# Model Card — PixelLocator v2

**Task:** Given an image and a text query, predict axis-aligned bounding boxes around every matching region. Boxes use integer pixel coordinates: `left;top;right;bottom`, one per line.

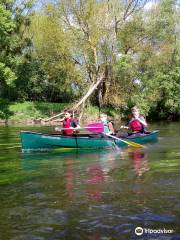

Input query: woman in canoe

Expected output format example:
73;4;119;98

121;106;147;135
99;113;115;135
54;110;80;136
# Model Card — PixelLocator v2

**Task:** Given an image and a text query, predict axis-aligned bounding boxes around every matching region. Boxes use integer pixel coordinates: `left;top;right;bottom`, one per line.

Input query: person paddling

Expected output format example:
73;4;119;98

99;113;115;135
120;106;147;136
129;106;147;134
54;110;80;136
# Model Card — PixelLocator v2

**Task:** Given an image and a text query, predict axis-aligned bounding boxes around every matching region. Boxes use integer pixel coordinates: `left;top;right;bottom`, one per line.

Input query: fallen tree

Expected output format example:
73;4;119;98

44;67;108;122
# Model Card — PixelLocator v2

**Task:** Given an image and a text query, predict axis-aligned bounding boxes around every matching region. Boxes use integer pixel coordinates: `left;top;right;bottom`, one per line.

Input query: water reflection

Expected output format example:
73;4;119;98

120;147;150;178
85;163;105;201
22;149;120;203
66;159;75;199
21;147;151;205
130;149;149;177
1;122;180;240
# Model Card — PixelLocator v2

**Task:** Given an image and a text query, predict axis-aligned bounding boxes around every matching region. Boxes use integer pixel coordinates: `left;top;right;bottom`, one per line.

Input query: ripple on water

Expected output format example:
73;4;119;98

128;211;177;223
0;124;180;240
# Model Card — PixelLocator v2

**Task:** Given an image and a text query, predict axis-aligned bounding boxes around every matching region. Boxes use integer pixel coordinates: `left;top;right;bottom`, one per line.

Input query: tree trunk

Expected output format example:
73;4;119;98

44;68;108;122
72;73;104;111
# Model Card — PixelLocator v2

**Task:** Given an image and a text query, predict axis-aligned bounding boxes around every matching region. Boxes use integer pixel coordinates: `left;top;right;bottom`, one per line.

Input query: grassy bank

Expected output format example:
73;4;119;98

0;102;68;124
0;101;122;125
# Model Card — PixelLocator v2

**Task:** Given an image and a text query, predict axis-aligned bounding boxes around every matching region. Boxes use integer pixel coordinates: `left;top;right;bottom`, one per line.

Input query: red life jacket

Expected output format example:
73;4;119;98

63;118;74;136
130;119;143;132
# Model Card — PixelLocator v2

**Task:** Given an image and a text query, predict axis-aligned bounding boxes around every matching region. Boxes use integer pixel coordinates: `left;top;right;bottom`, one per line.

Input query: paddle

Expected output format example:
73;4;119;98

104;133;144;148
81;122;144;148
55;121;144;147
55;122;104;133
83;122;104;133
84;122;104;133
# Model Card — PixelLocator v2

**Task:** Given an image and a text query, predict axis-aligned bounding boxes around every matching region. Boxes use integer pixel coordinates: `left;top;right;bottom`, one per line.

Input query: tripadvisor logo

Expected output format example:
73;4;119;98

135;227;143;236
135;227;174;236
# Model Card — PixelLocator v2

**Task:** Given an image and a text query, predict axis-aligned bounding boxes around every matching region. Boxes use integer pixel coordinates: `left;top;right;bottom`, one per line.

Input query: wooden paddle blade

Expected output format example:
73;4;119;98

85;122;104;133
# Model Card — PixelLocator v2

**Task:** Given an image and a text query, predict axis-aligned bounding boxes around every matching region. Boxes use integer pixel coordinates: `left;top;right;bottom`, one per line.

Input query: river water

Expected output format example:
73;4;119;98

0;122;179;240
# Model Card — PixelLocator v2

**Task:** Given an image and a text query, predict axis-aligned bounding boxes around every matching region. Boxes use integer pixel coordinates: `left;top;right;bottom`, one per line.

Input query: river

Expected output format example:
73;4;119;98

0;122;179;240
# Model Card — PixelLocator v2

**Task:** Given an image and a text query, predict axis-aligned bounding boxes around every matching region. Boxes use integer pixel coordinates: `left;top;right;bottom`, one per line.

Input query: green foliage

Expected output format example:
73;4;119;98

0;0;179;121
0;98;13;120
0;3;17;96
0;0;35;117
115;0;180;119
30;9;83;101
9;101;68;121
0;63;16;87
152;55;180;119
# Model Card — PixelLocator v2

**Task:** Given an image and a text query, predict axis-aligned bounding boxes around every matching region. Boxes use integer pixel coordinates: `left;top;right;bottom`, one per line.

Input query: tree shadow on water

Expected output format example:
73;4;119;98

0;99;13;125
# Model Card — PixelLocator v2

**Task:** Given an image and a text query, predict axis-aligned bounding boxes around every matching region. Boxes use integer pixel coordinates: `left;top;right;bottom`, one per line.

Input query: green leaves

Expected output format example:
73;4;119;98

0;4;15;37
0;0;179;121
0;3;17;95
0;62;16;86
0;98;13;120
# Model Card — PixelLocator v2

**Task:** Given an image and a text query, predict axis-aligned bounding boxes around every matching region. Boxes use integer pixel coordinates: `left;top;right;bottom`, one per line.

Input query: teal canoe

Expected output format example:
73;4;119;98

20;130;159;152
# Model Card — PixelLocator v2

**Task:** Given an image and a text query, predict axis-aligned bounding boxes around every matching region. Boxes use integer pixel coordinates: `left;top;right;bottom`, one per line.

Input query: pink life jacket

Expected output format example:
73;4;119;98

63;118;74;136
130;119;143;132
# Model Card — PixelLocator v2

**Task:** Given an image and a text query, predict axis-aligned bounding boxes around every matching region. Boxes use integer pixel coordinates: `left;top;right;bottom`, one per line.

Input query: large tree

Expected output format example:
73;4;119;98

31;0;148;118
1;0;179;121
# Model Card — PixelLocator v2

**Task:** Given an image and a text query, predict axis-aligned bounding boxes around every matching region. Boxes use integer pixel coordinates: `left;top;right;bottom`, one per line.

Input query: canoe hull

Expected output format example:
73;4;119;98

20;131;159;152
126;131;159;144
20;131;121;152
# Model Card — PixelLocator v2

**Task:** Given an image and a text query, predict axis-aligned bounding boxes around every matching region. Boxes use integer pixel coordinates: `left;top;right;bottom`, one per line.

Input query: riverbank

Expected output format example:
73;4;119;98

1;101;179;125
0;101;121;125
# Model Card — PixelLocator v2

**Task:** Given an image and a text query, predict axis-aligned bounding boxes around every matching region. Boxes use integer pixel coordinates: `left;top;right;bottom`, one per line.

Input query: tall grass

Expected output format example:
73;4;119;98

9;102;69;122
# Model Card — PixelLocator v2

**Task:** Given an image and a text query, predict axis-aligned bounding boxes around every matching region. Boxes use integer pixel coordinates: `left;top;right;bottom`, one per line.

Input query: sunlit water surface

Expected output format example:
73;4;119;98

0;122;180;240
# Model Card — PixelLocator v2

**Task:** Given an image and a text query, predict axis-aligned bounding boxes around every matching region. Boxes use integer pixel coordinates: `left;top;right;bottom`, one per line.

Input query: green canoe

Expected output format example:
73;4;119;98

20;130;159;152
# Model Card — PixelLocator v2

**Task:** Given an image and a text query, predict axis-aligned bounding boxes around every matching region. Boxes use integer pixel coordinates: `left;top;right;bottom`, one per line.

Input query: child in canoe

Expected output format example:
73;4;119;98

99;113;115;135
121;106;147;135
54;110;80;136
